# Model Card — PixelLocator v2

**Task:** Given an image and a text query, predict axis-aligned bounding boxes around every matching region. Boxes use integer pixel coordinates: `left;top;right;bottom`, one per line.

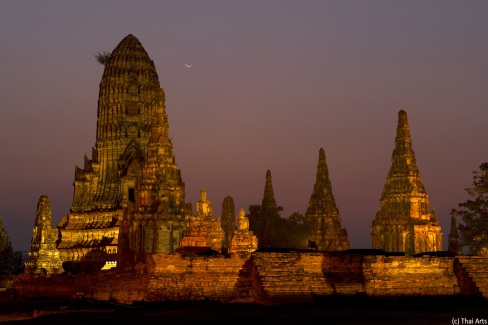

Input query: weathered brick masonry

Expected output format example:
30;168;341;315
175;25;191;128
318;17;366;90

252;252;461;305
14;252;488;305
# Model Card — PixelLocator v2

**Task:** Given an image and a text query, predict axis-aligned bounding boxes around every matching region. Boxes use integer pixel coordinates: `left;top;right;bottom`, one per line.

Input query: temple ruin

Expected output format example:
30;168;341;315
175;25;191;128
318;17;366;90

448;216;462;255
25;196;64;276
57;34;188;268
221;196;236;250
305;148;349;251
19;34;488;306
371;110;442;255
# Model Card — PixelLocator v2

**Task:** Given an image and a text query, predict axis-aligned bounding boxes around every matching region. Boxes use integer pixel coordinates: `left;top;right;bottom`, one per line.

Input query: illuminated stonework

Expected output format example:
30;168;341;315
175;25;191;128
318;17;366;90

25;196;64;276
195;189;213;217
57;34;187;267
305;148;349;251
101;261;117;270
371;110;442;255
179;190;226;252
228;209;258;254
118;100;188;265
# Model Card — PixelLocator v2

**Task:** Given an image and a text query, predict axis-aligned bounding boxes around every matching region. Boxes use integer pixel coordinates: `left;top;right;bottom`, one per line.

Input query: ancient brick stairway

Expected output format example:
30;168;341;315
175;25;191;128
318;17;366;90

252;252;314;305
250;252;368;304
233;258;255;302
456;257;488;298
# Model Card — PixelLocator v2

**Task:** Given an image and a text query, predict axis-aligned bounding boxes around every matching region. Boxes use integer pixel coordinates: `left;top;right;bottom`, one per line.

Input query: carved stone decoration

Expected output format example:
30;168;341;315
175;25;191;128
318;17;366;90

56;35;187;268
229;209;258;254
179;190;225;253
237;209;249;231
195;189;213;217
25;196;64;276
371;110;442;255
119;94;187;264
305;148;349;251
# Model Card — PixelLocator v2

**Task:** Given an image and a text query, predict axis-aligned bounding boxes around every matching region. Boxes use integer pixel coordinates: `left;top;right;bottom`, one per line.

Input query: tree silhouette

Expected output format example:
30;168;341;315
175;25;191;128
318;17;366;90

451;163;488;255
95;51;111;65
0;216;24;275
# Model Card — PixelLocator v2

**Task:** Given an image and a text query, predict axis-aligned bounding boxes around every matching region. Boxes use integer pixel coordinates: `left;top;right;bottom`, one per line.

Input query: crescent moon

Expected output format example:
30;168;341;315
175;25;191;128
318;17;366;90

185;63;192;68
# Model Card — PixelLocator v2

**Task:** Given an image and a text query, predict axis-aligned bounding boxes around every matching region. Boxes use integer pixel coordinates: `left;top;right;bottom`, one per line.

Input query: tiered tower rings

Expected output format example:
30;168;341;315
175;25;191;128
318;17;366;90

371;110;442;255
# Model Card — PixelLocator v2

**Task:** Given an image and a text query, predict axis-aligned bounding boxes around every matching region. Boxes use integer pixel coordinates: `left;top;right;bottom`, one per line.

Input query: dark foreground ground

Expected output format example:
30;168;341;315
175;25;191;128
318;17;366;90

1;296;487;324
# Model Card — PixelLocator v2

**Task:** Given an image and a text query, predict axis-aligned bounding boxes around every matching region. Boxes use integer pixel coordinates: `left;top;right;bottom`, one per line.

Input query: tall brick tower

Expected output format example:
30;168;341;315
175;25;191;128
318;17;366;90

221;196;236;249
57;35;186;268
305;148;349;251
261;170;278;212
253;170;282;248
118;96;187;265
371;110;442;255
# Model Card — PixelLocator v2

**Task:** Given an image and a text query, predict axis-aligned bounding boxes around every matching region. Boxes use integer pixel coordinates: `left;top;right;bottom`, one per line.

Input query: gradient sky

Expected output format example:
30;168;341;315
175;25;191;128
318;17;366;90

1;1;487;252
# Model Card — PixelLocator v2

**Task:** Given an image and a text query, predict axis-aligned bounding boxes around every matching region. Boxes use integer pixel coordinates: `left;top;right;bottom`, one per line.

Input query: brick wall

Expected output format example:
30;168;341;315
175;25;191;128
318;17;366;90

143;253;250;302
13;252;467;305
363;255;460;296
252;252;460;304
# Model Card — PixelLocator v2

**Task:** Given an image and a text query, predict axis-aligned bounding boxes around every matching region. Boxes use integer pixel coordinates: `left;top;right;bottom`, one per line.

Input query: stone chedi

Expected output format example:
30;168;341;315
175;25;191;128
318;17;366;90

305;148;349;251
57;34;187;266
25;196;64;276
448;216;462;255
262;170;278;212
228;209;258;254
257;170;281;248
221;196;236;249
371;110;442;255
179;189;226;252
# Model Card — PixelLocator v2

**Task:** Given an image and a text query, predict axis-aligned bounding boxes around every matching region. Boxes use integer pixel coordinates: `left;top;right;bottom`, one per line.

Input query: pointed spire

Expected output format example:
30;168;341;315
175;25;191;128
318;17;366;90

316;148;327;182
388;110;416;175
382;109;426;200
256;170;282;248
147;89;171;158
395;110;412;150
26;195;64;276
372;110;442;255
305;148;349;251
448;216;463;255
36;195;52;225
261;170;277;211
311;147;338;214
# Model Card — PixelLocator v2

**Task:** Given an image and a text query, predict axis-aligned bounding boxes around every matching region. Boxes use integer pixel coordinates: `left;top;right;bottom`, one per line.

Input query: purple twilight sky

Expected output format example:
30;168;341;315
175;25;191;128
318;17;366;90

0;1;487;252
